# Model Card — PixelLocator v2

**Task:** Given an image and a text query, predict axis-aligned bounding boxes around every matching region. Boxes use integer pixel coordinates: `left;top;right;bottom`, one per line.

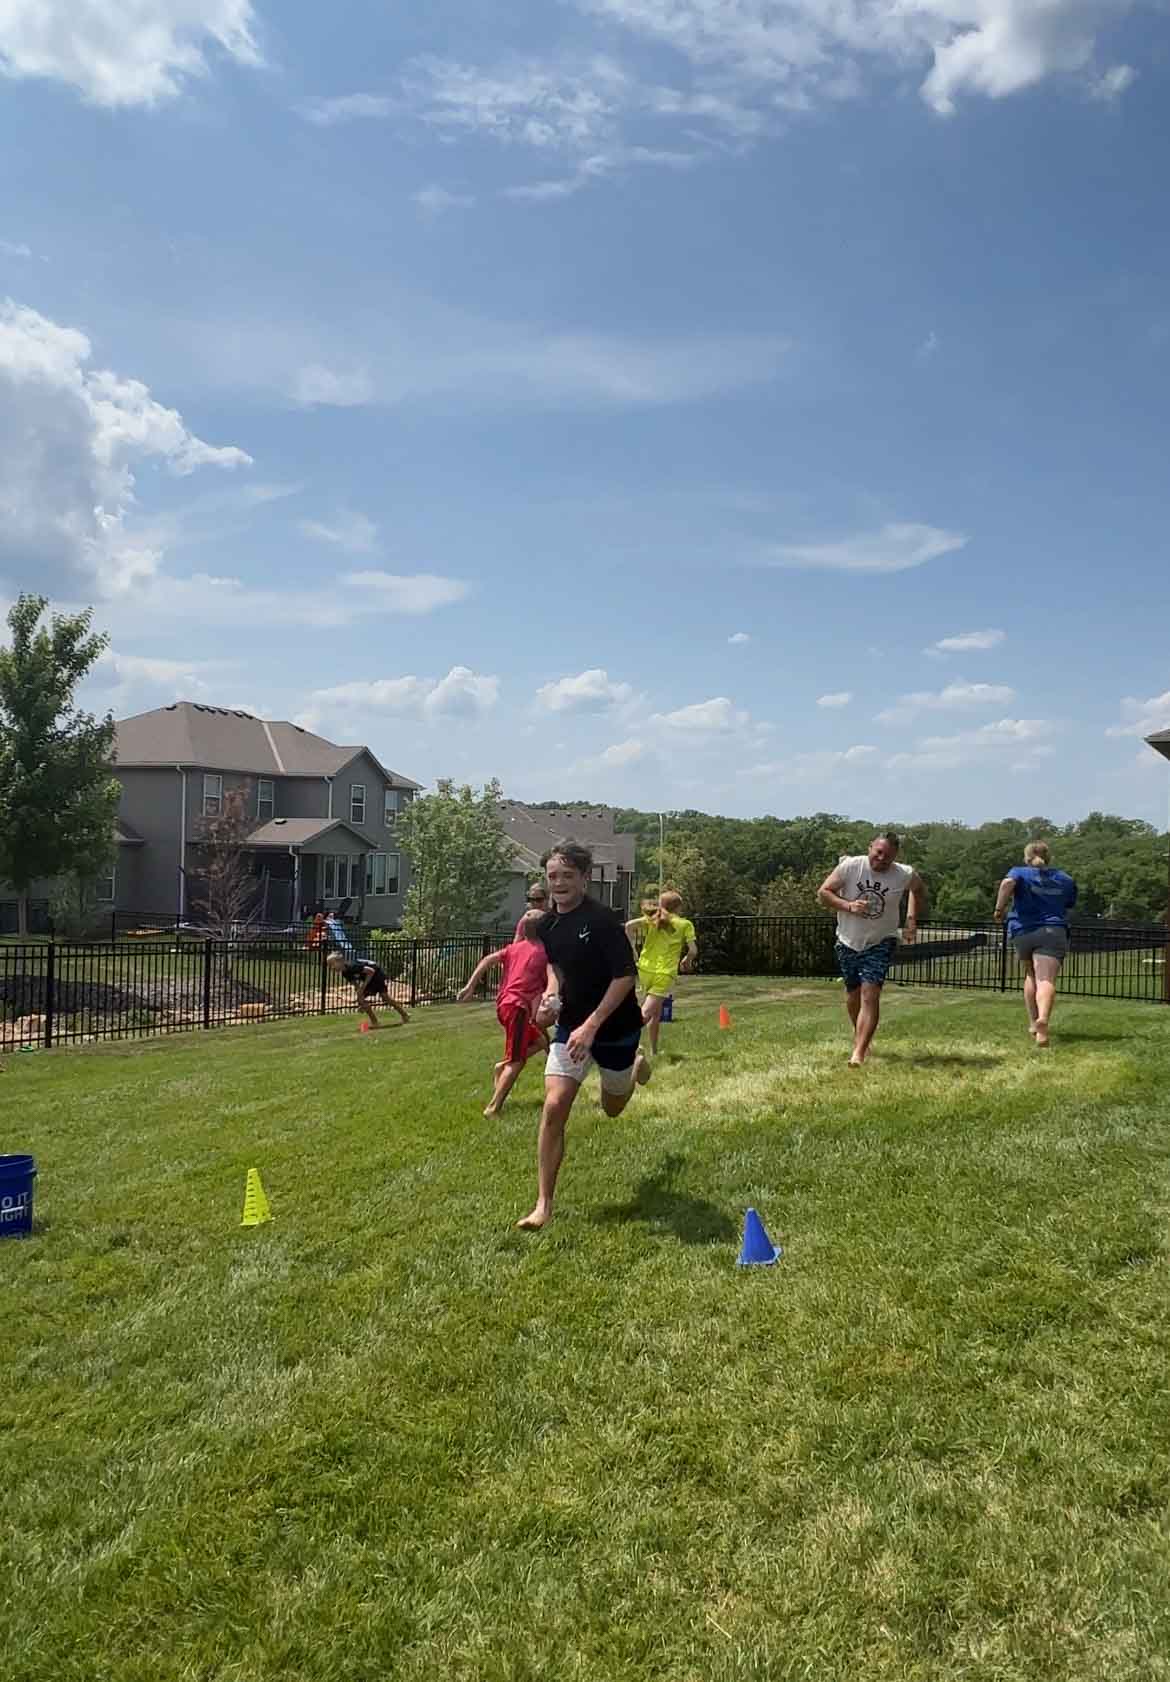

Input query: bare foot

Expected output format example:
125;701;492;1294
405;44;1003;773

848;1055;865;1069
397;1010;410;1025
517;1204;551;1230
1034;1022;1050;1047
1028;1022;1039;1037
483;1103;502;1119
634;1050;652;1086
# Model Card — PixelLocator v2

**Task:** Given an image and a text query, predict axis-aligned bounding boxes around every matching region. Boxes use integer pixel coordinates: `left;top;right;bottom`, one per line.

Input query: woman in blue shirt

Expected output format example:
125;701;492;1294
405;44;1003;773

993;840;1078;1047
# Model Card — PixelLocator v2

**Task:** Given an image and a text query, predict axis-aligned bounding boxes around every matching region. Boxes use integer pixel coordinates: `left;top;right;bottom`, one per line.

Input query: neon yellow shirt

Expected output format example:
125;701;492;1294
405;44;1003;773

635;915;697;991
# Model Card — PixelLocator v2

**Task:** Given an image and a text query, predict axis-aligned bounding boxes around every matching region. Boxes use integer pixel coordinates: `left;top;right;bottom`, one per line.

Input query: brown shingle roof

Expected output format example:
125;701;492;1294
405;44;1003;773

113;701;420;787
1146;729;1170;761
499;803;635;877
246;818;369;850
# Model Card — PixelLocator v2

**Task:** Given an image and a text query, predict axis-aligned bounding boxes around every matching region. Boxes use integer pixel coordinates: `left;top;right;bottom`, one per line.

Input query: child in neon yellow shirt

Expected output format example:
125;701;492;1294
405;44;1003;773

625;891;698;1058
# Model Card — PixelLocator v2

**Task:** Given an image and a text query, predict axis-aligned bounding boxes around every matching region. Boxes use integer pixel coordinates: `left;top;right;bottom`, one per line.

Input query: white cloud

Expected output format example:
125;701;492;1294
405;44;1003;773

766;522;967;573
298;92;395;126
878;680;1016;723
291;364;375;408
96;570;468;633
916;330;940;362
413;185;476;215
0;240;32;259
586;0;1135;118
651;696;747;733
299;512;379;555
402;54;628;151
817;691;852;708
889;718;1056;772
305;666;499;725
0;298;250;595
1106;691;1170;740
742;744;879;781
1089;63;1136;101
929;628;1006;654
0;0;261;108
728;631;751;645
535;668;634;713
598;738;646;767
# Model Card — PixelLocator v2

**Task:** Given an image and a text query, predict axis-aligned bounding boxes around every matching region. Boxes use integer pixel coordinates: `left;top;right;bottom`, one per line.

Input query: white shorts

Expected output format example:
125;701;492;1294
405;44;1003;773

545;1031;639;1095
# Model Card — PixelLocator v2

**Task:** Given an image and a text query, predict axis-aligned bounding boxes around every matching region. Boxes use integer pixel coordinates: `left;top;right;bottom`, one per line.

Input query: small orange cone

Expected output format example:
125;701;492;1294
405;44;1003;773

719;1004;732;1031
359;1020;371;1034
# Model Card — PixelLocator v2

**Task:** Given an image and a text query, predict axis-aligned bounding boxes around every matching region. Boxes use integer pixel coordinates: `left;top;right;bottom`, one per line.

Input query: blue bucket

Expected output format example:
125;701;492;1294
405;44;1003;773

661;994;674;1023
0;1154;37;1239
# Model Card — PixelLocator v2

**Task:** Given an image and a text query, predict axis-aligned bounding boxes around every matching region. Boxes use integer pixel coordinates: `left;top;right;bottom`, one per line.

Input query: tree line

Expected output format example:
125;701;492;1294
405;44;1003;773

572;807;1167;925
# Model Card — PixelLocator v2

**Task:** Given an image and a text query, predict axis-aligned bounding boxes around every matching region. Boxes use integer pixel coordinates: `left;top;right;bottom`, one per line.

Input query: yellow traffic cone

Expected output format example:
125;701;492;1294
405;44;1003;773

241;1167;273;1227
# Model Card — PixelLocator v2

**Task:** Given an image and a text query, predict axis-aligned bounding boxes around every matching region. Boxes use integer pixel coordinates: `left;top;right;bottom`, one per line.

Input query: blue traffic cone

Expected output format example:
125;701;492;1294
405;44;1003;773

737;1207;781;1266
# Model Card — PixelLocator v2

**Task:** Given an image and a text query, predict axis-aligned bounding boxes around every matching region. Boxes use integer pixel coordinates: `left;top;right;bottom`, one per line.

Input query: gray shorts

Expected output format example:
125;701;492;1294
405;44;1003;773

1013;926;1069;962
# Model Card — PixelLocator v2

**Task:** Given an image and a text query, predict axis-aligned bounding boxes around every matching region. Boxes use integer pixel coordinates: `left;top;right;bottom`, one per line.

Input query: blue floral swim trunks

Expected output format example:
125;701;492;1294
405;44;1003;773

835;936;898;990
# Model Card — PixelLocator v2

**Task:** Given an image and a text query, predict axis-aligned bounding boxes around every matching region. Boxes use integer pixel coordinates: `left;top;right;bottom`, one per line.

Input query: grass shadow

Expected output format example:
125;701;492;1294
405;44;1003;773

884;1051;1005;1070
591;1153;737;1246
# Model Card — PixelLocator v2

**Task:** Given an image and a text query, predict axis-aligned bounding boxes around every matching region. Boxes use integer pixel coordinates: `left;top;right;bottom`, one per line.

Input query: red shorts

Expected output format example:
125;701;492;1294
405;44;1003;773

498;1004;544;1065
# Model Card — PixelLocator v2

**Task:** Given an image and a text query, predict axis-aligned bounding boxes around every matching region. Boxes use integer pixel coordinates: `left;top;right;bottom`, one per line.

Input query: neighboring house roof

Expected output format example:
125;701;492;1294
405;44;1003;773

115;818;144;845
1147;730;1170;761
500;802;636;882
243;818;372;851
113;701;421;788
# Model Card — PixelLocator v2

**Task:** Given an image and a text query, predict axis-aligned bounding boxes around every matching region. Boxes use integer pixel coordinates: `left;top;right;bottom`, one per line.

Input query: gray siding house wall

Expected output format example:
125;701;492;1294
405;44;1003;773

0;703;421;931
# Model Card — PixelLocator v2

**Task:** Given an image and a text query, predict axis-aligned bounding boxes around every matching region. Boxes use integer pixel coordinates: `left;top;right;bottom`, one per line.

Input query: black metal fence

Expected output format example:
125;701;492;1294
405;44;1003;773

693;916;1169;1004
0;917;1165;1052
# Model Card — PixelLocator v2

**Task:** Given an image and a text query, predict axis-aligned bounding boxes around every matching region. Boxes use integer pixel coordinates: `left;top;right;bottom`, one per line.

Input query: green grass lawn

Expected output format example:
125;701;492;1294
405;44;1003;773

5;978;1170;1681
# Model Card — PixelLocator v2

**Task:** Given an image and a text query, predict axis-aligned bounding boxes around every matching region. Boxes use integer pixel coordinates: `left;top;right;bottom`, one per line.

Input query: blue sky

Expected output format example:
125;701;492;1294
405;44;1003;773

1;0;1168;825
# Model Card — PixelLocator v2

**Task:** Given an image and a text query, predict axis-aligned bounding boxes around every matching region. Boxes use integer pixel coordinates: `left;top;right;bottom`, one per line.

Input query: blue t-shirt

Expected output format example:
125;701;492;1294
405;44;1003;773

1006;866;1077;935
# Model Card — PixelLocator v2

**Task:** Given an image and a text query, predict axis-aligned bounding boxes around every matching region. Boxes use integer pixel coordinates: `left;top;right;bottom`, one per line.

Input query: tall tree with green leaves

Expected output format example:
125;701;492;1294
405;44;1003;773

398;778;514;936
0;596;119;935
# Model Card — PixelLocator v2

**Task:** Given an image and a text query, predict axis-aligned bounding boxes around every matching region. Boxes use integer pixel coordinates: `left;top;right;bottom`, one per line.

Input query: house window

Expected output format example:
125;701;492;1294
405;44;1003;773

202;773;223;817
323;855;362;900
350;784;366;826
257;779;274;823
322;856;336;900
364;852;400;897
384;788;399;827
95;867;116;904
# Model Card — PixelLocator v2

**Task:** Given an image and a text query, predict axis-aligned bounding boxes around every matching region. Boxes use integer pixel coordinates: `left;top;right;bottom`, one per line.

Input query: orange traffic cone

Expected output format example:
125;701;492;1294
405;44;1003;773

719;1004;732;1031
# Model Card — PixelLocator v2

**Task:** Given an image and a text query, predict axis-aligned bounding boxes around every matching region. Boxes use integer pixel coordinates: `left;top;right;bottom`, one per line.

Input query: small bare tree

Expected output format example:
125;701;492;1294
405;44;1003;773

192;788;260;939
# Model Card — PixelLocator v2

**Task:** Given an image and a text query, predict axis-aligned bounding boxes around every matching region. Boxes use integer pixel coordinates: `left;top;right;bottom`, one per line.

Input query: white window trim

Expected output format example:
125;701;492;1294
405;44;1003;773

95;866;116;904
350;783;367;826
202;773;223;817
257;778;275;822
384;788;399;828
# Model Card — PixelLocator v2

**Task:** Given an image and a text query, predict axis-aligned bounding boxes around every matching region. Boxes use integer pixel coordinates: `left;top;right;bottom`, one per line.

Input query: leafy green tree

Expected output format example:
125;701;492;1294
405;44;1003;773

398;778;514;936
0;596;119;936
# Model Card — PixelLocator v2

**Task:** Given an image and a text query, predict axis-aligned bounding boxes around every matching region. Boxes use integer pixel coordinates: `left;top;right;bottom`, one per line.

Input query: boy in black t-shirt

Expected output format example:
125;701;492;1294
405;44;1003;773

326;951;410;1029
518;839;651;1231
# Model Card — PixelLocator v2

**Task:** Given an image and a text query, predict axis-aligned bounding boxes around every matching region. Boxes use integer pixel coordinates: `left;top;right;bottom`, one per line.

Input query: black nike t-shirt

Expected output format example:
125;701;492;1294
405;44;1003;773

537;897;641;1041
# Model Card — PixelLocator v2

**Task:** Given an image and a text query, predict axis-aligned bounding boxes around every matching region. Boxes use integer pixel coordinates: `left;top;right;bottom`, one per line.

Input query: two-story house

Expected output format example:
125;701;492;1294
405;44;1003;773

496;803;637;927
98;702;418;928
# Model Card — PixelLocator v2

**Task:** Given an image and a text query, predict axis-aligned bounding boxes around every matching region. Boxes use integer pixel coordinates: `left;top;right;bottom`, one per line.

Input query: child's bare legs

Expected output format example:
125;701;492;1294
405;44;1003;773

360;997;379;1028
518;1077;576;1229
484;1057;528;1117
641;992;665;1056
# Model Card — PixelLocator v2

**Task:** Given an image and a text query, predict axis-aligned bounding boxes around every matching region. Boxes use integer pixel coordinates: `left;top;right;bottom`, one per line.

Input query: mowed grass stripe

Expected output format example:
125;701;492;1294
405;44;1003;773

4;979;1170;1680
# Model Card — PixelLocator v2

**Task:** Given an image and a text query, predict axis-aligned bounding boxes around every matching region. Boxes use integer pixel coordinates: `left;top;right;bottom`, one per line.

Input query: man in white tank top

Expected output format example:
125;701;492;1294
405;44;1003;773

816;832;925;1067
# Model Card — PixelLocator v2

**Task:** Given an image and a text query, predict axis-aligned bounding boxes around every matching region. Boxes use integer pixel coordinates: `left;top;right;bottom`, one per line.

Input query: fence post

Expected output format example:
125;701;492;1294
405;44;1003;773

998;922;1009;992
43;941;55;1049
202;940;213;1029
409;940;420;1008
111;910;117;942
319;950;329;1016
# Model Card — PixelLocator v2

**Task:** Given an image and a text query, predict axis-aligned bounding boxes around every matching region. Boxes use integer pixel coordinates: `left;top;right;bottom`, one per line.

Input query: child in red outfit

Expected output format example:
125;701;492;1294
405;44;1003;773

458;913;555;1117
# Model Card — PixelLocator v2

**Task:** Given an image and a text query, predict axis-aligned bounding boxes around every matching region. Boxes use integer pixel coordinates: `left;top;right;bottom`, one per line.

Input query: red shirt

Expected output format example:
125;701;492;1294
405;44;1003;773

497;940;549;1016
